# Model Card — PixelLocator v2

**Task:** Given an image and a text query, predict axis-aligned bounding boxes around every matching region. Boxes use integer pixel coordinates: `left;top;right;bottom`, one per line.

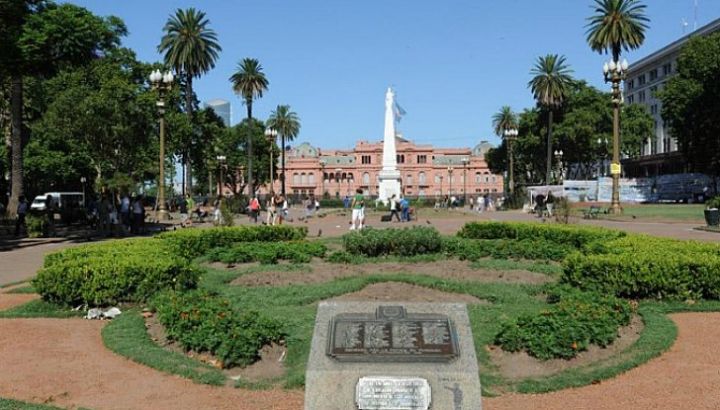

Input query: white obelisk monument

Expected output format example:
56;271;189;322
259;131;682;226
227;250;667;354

378;87;402;204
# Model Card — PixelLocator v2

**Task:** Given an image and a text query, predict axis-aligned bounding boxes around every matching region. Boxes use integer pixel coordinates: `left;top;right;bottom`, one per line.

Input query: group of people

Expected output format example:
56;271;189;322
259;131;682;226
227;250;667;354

89;192;147;235
533;191;556;218
177;194;224;227
261;193;289;226
388;194;412;222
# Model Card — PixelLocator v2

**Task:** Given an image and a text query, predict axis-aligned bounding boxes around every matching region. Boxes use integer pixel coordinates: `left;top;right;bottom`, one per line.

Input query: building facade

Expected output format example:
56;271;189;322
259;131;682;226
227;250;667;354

623;17;720;177
204;99;231;126
256;137;503;199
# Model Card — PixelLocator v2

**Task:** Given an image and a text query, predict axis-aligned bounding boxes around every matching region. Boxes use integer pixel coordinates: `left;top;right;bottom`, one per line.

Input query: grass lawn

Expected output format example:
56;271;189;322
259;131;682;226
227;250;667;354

0;398;63;410
574;204;705;223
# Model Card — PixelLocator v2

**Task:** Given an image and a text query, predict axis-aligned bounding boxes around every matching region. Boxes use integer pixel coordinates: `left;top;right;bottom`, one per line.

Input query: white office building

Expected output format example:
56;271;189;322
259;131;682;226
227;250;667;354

204;99;231;126
623;17;720;176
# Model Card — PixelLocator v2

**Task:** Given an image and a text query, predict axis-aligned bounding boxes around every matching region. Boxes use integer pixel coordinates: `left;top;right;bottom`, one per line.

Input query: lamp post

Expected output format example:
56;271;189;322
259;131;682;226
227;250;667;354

319;159;326;196
603;58;629;214
264;128;278;195
335;168;342;198
80;176;87;207
216;155;226;196
447;166;454;197
461;158;469;204
503;128;518;195
149;69;174;220
554;150;564;184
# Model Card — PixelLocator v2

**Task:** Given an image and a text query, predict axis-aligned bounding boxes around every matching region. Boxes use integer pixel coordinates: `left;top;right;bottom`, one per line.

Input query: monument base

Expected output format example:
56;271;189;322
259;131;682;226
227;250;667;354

378;173;402;205
305;302;482;410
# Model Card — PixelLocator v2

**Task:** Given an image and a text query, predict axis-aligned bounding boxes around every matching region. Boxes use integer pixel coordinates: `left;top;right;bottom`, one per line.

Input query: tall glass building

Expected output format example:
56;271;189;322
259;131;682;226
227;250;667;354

204;99;231;126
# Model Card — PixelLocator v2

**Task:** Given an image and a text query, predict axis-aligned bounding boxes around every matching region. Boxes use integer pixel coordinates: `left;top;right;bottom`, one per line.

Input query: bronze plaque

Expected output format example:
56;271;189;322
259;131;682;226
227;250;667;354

326;306;459;362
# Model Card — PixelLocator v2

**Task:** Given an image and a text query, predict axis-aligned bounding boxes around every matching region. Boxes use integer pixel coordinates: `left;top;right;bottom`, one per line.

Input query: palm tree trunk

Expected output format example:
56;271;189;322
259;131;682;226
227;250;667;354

7;73;23;217
185;75;193;195
281;135;286;196
546;110;554;185
246;101;253;198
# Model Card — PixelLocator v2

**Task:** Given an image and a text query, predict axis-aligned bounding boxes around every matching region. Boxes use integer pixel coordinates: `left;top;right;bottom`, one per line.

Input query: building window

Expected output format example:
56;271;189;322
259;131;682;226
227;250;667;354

347;172;354;182
406;174;413;185
650;104;658;115
418;189;426;197
650;85;657;97
627;94;634;104
663;138;671;153
649;69;658;81
293;173;300;185
651;138;658;155
361;155;372;164
301;173;307;185
362;172;370;185
418;172;426;185
639;90;646;103
308;173;315;184
628;79;635;90
417;155;427;164
435;174;441;184
475;172;482;183
663;63;672;76
638;74;646;86
396;154;405;164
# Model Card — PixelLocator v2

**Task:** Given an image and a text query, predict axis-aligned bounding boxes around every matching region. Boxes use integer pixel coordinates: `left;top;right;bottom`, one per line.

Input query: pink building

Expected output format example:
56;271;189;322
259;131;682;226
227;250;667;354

258;137;504;199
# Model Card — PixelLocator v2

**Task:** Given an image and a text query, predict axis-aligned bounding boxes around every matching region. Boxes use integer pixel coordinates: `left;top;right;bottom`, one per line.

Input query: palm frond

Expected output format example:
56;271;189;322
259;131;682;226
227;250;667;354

586;0;649;61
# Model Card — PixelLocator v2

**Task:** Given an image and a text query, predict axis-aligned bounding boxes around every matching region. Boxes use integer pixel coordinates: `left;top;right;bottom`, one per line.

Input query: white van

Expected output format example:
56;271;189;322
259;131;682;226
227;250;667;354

30;192;85;211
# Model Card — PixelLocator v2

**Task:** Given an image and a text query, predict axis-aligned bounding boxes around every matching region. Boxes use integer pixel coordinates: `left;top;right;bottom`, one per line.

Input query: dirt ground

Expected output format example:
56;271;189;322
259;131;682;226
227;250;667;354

229;259;553;287
489;314;644;380
328;281;487;304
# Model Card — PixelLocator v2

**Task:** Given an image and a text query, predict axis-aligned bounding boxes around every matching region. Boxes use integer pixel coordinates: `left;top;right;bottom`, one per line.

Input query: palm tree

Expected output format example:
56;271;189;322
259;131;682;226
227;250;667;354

586;0;648;63
230;58;269;198
267;105;301;196
528;54;574;184
492;106;518;136
158;7;221;194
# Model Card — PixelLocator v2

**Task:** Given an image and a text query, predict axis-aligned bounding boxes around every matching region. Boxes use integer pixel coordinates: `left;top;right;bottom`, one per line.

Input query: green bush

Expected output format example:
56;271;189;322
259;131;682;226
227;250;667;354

343;227;442;257
206;241;327;265
25;215;46;238
442;236;574;262
34;238;201;306
152;290;285;368
157;225;308;259
457;222;625;249
318;198;345;208
495;286;633;360
326;250;355;264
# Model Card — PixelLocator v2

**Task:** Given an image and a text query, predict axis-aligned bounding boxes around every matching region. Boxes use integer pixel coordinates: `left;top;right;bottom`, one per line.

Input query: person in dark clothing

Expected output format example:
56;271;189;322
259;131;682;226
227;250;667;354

15;195;28;236
389;195;401;222
535;193;546;218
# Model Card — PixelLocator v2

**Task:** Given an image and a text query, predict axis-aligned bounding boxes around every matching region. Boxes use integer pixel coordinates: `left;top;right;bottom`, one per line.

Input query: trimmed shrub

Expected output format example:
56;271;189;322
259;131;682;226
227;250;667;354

495;286;633;360
34;238;200;306
157;225;308;259
326;250;355;264
152;290;285;368
206;241;327;265
457;222;625;249
343;227;442;257
442;236;574;262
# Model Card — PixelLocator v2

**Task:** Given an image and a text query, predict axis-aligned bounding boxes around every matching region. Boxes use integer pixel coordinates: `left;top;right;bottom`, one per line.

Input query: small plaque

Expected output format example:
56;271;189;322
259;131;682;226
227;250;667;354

327;306;459;362
610;162;621;175
356;376;431;410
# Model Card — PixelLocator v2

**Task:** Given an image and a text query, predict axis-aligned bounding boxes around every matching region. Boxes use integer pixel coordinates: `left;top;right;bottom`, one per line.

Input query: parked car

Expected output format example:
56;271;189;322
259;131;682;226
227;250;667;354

30;192;85;211
647;173;716;204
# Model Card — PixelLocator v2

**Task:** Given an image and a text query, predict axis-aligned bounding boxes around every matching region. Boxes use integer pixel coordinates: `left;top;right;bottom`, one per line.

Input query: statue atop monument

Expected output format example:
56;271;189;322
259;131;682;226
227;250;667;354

378;87;402;204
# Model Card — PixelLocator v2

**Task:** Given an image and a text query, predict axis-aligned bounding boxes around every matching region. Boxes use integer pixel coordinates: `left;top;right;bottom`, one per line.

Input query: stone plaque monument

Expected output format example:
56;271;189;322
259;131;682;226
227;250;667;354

305;302;482;410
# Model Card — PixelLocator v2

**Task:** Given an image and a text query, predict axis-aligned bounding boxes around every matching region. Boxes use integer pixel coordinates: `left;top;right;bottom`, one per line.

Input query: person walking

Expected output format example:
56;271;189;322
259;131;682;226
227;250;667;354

276;194;286;225
178;195;189;227
120;194;131;232
389;194;401;222
350;188;365;230
131;195;144;234
14;195;28;237
249;195;260;223
546;191;555;217
266;195;276;225
400;196;410;222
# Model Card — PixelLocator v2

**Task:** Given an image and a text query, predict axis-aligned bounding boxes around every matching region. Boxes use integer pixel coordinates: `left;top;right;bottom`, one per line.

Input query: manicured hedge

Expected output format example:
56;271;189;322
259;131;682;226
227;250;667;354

34;239;200;306
206;241;327;265
442;237;574;262
495;286;633;360
343;227;443;257
152;290;285;368
458;222;625;249
157;225;308;259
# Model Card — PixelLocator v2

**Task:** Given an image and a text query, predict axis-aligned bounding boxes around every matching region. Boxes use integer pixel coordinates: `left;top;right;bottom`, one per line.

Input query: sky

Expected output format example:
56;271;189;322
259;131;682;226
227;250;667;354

66;0;720;150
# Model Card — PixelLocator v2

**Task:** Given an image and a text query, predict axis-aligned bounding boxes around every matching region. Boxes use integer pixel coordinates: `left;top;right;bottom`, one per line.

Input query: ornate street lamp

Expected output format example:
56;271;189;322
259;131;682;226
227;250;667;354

554;150;564;184
80;176;87;207
264;128;278;194
447;166;454;197
503;128;518;195
461;158;469;204
603;58;629;214
149;69;174;220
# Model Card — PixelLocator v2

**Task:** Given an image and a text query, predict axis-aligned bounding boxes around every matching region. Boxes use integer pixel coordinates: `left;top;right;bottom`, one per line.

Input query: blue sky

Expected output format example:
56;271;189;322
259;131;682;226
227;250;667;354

67;0;720;150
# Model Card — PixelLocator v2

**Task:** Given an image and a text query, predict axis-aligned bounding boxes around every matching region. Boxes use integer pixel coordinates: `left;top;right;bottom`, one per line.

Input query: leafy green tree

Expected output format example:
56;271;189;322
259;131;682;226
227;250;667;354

620;104;653;157
158;7;221;194
659;32;720;175
586;0;649;63
529;54;574;184
491;106;517;136
230;58;269;197
267;104;300;196
0;1;125;215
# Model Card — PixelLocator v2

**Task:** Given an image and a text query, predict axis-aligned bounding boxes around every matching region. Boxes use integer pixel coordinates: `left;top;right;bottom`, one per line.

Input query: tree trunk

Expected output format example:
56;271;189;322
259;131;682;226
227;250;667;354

546;110;554;185
181;156;186;196
281;135;286;196
246;101;253;198
8;74;24;217
185;75;194;195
